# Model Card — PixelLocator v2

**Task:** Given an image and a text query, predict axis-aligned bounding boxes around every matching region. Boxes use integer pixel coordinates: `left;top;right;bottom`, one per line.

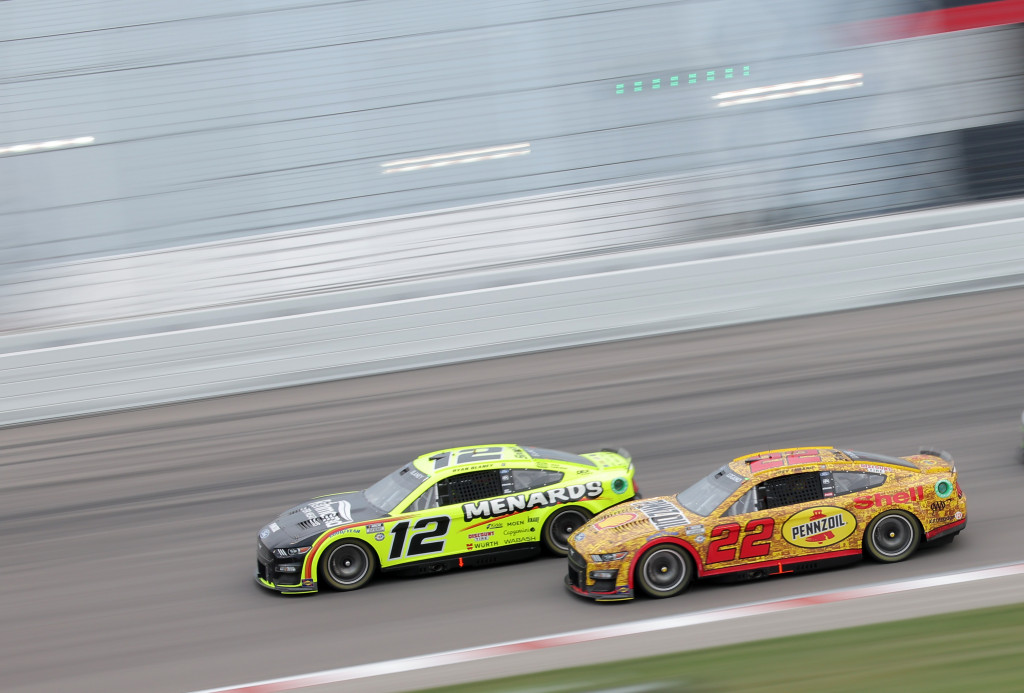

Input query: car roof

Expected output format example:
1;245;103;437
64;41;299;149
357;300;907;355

411;444;596;476
729;446;919;477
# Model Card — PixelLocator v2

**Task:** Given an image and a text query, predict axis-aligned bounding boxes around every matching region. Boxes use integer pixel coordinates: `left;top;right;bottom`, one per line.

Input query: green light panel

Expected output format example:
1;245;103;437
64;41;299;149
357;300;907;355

616;65;752;95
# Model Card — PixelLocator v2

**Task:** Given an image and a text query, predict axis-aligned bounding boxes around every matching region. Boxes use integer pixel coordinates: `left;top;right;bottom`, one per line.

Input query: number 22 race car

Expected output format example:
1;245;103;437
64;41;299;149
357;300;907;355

567;446;966;601
256;444;637;593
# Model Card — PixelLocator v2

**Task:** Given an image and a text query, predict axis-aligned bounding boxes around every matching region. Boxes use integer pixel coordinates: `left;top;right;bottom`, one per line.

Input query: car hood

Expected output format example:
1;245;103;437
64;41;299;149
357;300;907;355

264;491;385;543
572;496;697;552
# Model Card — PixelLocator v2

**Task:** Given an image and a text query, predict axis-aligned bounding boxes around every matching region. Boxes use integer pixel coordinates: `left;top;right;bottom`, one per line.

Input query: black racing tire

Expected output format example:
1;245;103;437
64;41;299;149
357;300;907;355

319;540;378;591
635;544;695;599
864;510;921;563
541;506;592;556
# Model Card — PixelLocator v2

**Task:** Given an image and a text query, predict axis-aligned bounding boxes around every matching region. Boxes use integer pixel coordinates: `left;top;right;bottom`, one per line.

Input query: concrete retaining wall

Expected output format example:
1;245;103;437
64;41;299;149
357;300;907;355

2;204;1022;426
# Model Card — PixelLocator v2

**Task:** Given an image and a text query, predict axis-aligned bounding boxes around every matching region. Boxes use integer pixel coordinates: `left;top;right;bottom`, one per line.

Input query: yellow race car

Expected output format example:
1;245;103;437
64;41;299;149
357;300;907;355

256;444;637;593
566;446;965;601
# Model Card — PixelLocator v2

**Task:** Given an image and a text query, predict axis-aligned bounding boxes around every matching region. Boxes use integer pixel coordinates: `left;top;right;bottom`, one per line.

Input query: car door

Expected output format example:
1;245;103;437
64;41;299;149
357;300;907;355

381;473;468;568
391;466;512;566
703;470;853;572
763;470;861;557
483;467;567;544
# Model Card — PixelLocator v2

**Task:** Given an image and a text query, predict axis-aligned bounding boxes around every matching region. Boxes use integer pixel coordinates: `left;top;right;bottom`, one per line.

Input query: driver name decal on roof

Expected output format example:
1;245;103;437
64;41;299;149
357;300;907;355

634;498;689;530
462;481;603;521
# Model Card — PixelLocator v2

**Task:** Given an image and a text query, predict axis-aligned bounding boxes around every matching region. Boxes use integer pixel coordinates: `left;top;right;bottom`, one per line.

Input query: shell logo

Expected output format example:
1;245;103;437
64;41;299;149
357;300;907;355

594;512;638;530
782;506;856;548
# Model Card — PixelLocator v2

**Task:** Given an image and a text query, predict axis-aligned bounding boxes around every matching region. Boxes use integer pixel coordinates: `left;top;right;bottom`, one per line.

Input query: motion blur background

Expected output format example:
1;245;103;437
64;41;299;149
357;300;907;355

3;3;1024;693
3;0;1024;333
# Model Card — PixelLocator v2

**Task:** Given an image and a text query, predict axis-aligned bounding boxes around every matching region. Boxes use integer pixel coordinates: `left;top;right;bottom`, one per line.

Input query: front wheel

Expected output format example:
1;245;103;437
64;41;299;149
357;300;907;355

635;545;694;599
319;540;378;591
541;506;592;556
864;510;921;563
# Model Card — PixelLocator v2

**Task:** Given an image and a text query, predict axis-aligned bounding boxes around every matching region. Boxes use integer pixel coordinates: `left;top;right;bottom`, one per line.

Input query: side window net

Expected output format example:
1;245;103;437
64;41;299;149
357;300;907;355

438;469;504;505
758;472;824;510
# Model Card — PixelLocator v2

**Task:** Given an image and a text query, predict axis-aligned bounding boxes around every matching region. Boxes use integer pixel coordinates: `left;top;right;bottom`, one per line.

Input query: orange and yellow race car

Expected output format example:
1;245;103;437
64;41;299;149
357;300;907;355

566;446;965;601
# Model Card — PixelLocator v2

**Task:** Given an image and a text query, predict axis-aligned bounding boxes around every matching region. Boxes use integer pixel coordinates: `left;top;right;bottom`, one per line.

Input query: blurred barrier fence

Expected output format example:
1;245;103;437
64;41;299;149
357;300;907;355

4;4;1024;325
6;169;1024;339
5;196;1024;352
2;200;1023;426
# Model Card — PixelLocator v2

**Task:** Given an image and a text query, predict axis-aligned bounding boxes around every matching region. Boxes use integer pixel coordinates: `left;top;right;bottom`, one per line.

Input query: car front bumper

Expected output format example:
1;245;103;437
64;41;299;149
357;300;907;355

565;547;633;601
564;573;633;601
254;569;318;594
257;540;317;594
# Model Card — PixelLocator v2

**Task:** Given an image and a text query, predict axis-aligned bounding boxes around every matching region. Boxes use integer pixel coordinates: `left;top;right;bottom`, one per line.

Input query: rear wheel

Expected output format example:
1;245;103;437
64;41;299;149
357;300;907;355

319;540;377;591
635;545;694;599
864;510;921;563
541;506;592;556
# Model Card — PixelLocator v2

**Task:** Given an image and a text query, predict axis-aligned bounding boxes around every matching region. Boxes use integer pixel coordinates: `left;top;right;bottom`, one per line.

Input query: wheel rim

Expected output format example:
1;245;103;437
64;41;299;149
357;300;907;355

550;509;588;552
872;515;915;557
328;544;369;584
643;548;686;592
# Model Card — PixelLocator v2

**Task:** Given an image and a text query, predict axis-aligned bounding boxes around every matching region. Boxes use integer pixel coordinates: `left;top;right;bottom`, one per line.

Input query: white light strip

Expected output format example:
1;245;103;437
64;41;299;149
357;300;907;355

717;80;863;107
714;73;862;100
0;136;95;156
383;142;530;173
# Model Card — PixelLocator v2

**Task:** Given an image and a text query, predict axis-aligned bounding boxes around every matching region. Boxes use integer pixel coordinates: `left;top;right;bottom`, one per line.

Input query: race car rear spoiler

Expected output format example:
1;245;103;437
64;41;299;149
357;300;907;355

601;447;631;462
918;447;955;465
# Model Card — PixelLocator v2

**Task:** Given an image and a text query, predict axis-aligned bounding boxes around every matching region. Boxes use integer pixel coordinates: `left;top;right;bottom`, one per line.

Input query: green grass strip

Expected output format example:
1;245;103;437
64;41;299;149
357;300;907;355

412;602;1024;692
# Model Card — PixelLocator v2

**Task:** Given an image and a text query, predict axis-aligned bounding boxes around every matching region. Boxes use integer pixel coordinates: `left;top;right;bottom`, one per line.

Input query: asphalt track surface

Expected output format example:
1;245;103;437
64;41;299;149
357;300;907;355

3;286;1024;693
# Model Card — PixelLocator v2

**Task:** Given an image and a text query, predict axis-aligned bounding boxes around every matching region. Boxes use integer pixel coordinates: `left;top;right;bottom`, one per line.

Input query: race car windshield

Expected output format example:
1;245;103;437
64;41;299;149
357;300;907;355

363;463;428;513
675;465;746;516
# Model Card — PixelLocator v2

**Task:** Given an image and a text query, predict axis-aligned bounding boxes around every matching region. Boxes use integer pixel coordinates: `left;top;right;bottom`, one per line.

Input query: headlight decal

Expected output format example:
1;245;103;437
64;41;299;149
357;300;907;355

273;546;312;558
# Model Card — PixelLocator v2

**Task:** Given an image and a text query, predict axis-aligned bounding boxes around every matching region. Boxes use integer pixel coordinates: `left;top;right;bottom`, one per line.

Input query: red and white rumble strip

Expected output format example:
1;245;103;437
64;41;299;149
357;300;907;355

191;561;1024;693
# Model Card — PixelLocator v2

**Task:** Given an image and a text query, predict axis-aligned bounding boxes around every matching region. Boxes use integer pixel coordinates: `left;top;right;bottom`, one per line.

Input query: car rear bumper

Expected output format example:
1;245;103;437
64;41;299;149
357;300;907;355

925;516;967;541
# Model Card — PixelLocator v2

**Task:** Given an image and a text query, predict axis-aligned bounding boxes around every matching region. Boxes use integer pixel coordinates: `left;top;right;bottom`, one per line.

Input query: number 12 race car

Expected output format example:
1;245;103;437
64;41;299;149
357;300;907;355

567;446;966;601
256;444;637;593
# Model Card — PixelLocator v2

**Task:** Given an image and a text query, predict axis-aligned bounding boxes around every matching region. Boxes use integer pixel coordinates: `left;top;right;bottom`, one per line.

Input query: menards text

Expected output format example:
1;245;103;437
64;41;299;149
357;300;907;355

462;481;603;521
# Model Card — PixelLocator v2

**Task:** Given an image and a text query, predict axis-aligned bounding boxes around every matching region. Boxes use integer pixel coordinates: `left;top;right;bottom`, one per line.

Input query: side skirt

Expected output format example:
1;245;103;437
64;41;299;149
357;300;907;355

707;553;863;583
381;544;542;577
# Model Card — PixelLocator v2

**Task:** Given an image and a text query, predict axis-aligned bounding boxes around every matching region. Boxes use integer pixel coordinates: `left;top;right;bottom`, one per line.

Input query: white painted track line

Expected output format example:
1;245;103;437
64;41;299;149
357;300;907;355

188;561;1024;693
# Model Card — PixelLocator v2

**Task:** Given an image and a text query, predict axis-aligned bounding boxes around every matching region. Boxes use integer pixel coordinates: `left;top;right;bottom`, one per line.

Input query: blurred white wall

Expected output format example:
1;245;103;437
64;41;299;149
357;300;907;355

2;1;1022;332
